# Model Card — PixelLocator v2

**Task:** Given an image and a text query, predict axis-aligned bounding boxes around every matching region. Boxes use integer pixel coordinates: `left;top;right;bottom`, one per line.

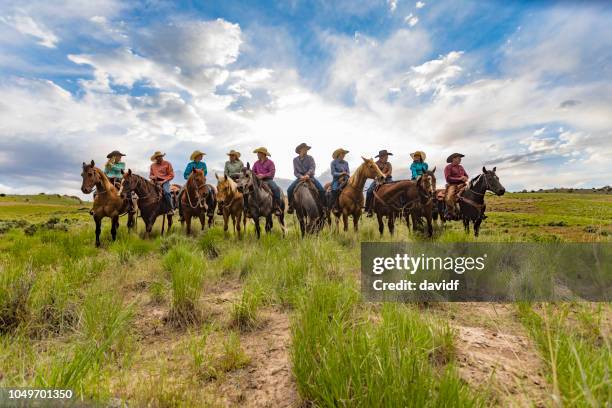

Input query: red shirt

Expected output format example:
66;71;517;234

444;163;468;185
150;160;174;183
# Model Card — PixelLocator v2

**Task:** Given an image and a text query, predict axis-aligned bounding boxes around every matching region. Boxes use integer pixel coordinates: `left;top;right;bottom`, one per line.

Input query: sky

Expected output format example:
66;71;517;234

0;0;611;196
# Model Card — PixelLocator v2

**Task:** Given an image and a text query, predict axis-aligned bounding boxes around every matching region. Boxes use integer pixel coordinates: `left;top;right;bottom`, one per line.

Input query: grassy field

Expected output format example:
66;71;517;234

0;192;610;407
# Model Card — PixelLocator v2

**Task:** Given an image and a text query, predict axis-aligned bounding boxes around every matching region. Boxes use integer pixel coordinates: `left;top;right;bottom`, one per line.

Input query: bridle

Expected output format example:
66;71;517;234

184;175;208;209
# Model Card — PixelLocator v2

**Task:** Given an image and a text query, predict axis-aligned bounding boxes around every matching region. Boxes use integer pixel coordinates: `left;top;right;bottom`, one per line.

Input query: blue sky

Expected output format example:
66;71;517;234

0;0;611;195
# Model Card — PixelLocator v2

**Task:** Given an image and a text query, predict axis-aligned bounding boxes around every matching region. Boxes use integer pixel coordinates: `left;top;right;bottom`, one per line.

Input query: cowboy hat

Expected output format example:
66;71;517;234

295;142;311;154
375;149;393;158
190;150;206;161
332;148;349;159
150;151;165;161
410;150;426;161
253;147;271;156
106;150;126;159
446;152;465;163
227;150;241;158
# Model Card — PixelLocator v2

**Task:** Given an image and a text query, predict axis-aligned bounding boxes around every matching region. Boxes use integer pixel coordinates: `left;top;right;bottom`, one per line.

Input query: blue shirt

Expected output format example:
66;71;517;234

331;159;350;181
183;161;207;180
410;161;429;179
293;155;316;178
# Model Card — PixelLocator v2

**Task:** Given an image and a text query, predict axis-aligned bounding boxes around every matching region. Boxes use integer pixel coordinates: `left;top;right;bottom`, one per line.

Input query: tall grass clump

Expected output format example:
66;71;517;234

0;261;33;334
162;244;206;325
292;282;483;407
230;281;264;331
518;303;612;406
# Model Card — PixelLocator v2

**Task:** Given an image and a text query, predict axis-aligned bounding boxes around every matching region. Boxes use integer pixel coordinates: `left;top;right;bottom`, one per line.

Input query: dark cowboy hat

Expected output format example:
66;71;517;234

446;153;465;163
106;150;126;158
295;142;311;154
375;149;393;158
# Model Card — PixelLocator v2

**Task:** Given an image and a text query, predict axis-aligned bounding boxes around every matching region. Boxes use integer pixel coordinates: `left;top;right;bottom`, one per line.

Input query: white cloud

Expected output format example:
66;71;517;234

404;13;419;27
0;14;58;47
416;1;426;9
388;0;398;13
407;51;463;95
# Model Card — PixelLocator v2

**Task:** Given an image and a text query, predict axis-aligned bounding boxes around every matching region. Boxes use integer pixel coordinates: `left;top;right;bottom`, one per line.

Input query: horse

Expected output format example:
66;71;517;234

178;168;209;235
432;189;446;226
215;173;246;237
372;168;436;237
327;157;385;232
236;163;287;239
293;179;326;237
119;169;174;238
456;166;505;237
81;161;135;247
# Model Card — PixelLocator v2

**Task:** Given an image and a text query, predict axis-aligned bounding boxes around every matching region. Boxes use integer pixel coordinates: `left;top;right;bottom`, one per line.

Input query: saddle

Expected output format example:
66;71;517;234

260;181;273;195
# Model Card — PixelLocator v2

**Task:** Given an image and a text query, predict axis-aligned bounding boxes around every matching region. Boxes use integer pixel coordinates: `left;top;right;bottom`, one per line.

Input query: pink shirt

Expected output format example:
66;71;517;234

444;163;468;185
150;160;174;183
252;159;276;179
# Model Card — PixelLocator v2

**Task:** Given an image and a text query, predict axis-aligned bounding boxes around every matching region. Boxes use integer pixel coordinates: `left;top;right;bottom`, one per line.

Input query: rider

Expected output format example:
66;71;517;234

444;152;468;220
183;150;207;179
252;147;282;216
224;150;244;181
179;150;208;221
104;150;126;187
330;148;350;213
287;143;326;214
410;150;429;180
365;149;393;217
149;151;175;215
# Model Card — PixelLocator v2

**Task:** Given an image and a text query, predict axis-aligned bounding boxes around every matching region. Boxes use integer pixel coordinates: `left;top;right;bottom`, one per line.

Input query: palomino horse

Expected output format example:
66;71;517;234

81;160;135;247
372;168;436;237
119;169;174;238
293;179;326;237
457;166;505;237
178;168;209;235
237;163;287;239
215;173;246;237
331;157;385;232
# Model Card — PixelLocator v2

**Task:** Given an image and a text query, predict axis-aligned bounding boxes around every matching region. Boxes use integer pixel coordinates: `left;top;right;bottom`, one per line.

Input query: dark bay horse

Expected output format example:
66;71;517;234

329;157;385;232
237;163;287;239
81;161;135;247
179;168;210;235
119;169;173;238
293;179;326;237
457;166;505;237
216;173;246;237
372;168;436;237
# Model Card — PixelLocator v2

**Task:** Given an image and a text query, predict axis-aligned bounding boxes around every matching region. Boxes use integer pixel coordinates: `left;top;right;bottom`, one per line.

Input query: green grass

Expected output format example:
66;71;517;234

518;303;611;406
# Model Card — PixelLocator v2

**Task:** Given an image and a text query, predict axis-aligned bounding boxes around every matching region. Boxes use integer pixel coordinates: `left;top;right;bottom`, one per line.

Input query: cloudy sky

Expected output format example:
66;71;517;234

0;0;611;196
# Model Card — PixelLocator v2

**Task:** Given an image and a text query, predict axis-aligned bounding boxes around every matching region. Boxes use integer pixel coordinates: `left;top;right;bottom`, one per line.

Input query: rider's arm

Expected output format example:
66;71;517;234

410;163;417;179
331;161;342;178
306;156;315;177
166;163;175;183
183;163;193;180
293;157;301;179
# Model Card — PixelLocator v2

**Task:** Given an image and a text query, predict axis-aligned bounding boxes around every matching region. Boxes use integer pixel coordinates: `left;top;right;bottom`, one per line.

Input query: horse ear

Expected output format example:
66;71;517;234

246;162;250;170
482;166;487;173
361;156;368;162
215;173;220;180
128;169;132;175
492;166;496;172
431;166;436;173
82;162;86;168
90;160;95;167
224;174;228;181
121;169;124;175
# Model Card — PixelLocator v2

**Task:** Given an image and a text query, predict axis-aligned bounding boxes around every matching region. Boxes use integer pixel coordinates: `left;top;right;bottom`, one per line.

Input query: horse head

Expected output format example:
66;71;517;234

481;166;505;196
236;164;254;195
215;173;237;203
418;166;437;195
361;156;386;183
188;168;208;198
81;160;99;194
118;168;137;197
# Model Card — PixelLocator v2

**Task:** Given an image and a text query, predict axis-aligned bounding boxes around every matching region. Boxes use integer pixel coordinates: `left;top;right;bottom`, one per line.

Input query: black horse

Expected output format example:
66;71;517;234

237;163;287;239
457;166;505;237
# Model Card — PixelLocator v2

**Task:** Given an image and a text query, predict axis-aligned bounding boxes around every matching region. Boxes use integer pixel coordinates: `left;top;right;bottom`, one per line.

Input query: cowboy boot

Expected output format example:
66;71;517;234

287;195;295;214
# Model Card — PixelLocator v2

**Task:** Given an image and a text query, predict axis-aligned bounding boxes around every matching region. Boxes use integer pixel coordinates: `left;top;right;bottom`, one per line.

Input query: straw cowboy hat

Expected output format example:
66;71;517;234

446;152;465;163
295;142;311;154
227;150;241;158
106;150;126;159
332;148;349;159
253;147;271;156
190;150;206;161
375;149;393;158
150;151;165;161
410;151;426;161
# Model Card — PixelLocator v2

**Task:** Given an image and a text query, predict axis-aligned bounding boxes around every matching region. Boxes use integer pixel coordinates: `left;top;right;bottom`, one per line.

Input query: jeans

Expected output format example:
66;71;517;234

263;179;281;201
162;181;174;209
366;176;392;209
288;178;326;201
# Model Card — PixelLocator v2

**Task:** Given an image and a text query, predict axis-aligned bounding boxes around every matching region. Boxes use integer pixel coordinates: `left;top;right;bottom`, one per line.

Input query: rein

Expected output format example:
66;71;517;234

184;176;207;209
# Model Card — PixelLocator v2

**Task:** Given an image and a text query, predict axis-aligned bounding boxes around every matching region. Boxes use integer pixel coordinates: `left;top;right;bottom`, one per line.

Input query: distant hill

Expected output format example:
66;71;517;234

0;193;85;204
517;186;612;194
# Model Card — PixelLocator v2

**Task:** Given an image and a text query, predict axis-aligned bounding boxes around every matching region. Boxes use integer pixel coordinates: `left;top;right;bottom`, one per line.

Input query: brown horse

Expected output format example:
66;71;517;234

215;173;246;237
80;160;135;247
328;157;385;232
178;168;209;235
405;169;437;237
119;169;173;238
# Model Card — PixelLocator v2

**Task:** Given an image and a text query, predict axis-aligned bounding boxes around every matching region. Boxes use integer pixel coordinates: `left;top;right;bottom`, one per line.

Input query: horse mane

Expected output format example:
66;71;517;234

94;166;115;193
131;172;160;194
221;176;238;195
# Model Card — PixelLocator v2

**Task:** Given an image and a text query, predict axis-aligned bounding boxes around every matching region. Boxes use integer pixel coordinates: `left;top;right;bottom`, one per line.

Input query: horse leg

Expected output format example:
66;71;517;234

342;210;349;232
388;213;395;235
168;214;173;233
94;216;102;247
223;212;230;234
265;215;272;233
236;212;242;239
474;217;482;238
353;212;360;232
111;215;119;241
377;213;384;236
298;213;306;238
185;214;192;235
254;217;261;239
463;218;470;234
199;211;206;231
425;213;433;237
278;213;287;236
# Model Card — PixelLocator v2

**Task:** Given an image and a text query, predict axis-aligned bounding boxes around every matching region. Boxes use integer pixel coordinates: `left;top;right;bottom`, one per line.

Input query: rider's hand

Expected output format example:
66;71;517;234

461;176;468;182
302;175;310;180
